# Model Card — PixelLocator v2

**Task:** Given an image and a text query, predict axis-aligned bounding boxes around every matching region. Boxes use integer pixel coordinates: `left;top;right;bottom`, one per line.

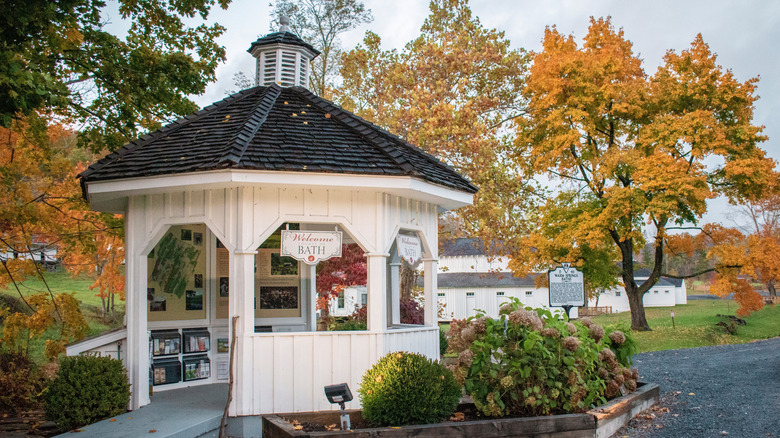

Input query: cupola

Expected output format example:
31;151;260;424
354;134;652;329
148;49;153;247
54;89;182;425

247;16;320;88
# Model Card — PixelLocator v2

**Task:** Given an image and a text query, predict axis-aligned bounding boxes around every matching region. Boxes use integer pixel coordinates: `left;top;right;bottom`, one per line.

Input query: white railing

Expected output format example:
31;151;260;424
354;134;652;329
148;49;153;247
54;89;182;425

244;326;439;414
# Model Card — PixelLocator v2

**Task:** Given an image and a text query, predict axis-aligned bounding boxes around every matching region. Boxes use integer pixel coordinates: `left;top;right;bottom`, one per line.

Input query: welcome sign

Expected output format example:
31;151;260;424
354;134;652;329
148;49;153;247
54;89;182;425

281;230;342;265
396;234;422;267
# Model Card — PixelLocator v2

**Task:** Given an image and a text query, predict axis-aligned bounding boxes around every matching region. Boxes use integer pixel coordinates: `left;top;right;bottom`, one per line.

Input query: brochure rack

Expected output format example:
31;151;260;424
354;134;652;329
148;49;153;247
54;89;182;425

152;358;181;385
150;329;181;357
182;328;210;353
183;354;211;381
149;328;212;387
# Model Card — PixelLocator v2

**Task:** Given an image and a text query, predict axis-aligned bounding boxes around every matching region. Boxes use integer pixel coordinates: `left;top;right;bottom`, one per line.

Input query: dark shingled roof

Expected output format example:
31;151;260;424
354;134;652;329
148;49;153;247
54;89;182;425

247;31;320;56
435;272;541;288
79;84;477;195
440;238;487;257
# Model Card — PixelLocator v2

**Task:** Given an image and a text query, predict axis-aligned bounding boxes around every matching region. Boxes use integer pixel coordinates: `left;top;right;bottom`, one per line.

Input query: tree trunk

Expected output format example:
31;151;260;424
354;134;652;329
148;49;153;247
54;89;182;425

400;264;418;301
768;279;776;297
100;295;107;318
611;230;656;331
625;282;651;331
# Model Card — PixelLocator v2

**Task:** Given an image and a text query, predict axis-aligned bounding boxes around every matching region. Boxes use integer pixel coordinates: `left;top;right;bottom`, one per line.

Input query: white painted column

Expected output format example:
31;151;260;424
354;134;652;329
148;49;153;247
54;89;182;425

423;259;438;327
229;187;257;416
125;195;150;410
389;261;401;325
308;264;317;331
365;253;388;332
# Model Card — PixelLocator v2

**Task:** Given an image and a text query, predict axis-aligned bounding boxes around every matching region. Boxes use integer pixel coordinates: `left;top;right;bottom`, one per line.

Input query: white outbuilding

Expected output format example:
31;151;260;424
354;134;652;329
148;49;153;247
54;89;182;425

75;23;476;427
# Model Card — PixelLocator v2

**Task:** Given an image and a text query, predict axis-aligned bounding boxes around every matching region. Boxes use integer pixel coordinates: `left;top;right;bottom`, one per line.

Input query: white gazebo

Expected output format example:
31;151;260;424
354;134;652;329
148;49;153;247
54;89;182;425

76;22;476;424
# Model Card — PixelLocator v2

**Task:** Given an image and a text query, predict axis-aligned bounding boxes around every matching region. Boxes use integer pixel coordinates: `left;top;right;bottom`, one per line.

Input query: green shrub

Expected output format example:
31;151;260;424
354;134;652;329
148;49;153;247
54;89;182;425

439;326;449;357
0;352;46;414
359;351;461;426
332;319;367;331
448;298;638;417
44;355;130;432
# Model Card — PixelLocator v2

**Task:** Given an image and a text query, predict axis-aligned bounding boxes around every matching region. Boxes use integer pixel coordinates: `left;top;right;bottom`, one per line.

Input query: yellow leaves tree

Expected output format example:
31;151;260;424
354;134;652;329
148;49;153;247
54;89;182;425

337;0;536;246
1;117;121;358
516;17;774;330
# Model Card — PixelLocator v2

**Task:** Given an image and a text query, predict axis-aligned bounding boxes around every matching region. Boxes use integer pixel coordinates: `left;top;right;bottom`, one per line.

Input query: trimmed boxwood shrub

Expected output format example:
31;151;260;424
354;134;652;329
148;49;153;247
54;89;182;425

44;355;130;432
359;351;461;426
449;298;638;417
439;326;449;357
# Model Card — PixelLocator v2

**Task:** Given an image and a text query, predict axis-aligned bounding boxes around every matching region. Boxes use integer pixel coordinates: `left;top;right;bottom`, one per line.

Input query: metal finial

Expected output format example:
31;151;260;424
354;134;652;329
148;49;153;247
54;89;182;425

280;15;291;32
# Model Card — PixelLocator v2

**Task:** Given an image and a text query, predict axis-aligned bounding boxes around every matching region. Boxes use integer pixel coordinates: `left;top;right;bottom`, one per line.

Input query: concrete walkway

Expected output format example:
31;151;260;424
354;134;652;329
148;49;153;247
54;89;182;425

56;383;228;438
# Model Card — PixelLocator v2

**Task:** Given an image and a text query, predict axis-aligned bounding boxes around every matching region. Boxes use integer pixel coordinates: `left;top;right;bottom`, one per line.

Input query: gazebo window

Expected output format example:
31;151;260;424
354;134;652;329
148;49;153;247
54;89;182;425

255;224;303;320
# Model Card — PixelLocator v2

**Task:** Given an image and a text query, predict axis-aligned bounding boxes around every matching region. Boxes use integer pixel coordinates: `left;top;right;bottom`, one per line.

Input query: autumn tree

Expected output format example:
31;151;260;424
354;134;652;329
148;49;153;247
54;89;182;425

337;0;535;250
729;180;780;296
1;0;230;152
514;17;774;330
315;243;366;328
270;0;373;97
0;119;107;358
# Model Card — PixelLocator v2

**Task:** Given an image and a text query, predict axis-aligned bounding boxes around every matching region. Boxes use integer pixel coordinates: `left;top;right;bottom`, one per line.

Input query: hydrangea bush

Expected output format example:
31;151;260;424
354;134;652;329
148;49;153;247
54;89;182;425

447;298;638;417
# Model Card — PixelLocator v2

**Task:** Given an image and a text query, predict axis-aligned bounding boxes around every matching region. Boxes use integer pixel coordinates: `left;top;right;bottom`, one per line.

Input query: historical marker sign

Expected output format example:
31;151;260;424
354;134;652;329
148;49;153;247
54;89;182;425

281;231;342;265
548;263;585;307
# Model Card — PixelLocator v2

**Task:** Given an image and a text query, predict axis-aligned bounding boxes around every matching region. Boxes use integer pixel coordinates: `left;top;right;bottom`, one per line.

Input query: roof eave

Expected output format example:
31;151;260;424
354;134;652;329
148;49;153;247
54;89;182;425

83;169;474;214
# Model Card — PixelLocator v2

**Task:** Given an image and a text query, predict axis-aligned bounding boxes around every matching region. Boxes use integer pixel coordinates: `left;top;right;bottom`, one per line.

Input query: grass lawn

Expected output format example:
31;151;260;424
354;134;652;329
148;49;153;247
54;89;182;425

0;270;110;308
591;299;780;352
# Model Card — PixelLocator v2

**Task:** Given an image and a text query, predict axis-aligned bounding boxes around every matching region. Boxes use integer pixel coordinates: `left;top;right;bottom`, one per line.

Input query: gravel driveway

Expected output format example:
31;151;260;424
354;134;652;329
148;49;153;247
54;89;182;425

615;337;780;437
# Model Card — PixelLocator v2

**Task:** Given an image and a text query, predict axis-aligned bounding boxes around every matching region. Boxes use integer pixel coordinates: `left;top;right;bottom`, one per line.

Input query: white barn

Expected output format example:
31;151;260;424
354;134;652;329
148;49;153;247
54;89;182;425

435;238;578;320
437;239;688;319
589;269;688;313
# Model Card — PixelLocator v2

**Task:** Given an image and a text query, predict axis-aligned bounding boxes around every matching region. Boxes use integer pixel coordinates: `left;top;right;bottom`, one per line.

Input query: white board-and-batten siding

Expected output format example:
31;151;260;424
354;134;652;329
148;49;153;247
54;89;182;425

122;184;441;414
248;327;439;414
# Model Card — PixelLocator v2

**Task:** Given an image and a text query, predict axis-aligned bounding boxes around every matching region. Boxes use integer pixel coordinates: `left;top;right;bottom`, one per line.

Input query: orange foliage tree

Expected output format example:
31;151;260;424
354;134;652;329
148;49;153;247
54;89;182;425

337;0;536;248
514;18;775;330
0;117;122;358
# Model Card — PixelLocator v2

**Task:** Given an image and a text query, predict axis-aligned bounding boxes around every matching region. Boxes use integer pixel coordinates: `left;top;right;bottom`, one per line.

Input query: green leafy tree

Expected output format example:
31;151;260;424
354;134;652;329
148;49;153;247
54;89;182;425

514;18;774;330
270;0;373;97
0;0;231;151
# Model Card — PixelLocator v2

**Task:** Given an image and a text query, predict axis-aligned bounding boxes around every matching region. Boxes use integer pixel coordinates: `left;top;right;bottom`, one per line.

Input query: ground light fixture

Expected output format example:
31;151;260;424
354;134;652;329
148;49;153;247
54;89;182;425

324;383;353;430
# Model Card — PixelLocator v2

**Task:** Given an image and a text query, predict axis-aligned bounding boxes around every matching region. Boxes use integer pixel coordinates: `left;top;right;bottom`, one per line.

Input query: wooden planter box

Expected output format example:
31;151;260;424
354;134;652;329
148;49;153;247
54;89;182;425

262;382;659;438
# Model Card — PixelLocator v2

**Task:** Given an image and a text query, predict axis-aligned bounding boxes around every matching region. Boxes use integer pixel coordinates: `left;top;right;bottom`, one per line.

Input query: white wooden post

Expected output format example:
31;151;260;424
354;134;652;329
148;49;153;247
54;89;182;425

125;195;150;410
308;264;317;331
389;260;401;325
423;259;437;326
365;253;388;332
229;187;257;416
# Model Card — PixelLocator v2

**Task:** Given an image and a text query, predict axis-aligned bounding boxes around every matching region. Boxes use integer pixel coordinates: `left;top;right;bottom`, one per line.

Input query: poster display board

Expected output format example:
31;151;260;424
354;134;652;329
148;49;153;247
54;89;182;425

147;224;207;321
255;248;301;318
548;263;585;307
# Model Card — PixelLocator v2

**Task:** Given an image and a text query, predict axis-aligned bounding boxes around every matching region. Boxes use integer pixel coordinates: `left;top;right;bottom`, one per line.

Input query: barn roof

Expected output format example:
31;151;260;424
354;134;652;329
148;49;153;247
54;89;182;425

435;272;541;288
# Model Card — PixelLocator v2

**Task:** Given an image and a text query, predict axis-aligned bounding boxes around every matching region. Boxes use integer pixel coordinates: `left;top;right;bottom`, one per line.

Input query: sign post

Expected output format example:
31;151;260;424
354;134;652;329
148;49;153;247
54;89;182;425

281;230;342;265
548;263;585;319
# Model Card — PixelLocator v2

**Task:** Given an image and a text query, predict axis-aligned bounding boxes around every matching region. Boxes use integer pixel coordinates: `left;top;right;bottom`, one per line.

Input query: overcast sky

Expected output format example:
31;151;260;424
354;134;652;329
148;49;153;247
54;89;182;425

182;0;779;227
